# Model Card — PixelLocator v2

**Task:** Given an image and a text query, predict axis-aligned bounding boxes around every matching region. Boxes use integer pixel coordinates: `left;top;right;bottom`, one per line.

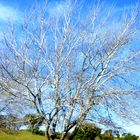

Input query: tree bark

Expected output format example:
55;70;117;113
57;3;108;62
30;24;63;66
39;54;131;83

67;126;79;140
45;127;51;140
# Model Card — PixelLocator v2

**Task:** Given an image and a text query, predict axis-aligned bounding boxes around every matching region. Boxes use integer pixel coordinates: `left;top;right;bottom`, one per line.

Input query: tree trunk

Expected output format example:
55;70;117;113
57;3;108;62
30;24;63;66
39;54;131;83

45;127;51;140
67;127;79;140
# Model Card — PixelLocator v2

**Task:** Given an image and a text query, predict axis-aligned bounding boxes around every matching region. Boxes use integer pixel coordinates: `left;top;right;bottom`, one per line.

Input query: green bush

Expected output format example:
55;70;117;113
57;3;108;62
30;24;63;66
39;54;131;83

121;133;139;140
28;127;44;136
101;136;114;140
74;123;101;140
101;130;114;140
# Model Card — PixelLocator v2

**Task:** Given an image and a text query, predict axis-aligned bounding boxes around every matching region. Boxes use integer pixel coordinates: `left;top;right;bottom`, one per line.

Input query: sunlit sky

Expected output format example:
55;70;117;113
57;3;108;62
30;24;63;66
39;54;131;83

0;0;139;136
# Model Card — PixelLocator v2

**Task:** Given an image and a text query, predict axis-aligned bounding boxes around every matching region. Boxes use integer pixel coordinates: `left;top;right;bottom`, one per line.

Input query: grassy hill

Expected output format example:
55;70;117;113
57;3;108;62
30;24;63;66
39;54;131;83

0;131;45;140
0;130;140;140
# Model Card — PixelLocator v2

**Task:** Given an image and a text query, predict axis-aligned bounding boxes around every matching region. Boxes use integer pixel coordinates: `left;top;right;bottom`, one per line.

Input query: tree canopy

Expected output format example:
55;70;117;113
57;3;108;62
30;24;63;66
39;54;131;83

0;0;140;140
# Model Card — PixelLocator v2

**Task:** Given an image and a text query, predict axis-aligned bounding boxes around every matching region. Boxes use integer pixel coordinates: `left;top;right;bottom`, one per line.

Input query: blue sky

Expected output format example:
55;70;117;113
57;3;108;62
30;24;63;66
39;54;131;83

0;0;138;22
0;0;139;136
0;0;139;23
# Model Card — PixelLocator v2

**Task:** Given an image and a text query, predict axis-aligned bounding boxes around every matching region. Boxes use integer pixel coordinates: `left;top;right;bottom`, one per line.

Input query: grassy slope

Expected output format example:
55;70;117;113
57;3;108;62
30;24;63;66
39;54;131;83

0;131;45;140
0;131;139;140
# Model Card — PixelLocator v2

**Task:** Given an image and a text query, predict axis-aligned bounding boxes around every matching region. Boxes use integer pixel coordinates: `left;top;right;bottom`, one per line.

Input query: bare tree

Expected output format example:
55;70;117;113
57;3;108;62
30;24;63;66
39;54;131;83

0;1;139;139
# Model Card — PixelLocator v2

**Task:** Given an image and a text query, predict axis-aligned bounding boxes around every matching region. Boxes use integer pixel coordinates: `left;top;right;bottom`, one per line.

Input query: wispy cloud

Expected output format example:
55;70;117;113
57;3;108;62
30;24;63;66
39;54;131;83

0;3;21;22
48;1;67;17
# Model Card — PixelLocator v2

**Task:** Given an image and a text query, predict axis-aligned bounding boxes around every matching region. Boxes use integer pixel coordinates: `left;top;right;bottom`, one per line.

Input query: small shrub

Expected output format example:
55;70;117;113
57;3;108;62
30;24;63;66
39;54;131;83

74;123;101;140
122;133;139;140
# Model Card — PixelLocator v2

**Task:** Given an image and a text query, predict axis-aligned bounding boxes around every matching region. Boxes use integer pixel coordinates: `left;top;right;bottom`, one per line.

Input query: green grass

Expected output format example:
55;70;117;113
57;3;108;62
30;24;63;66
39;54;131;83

0;131;139;140
0;131;45;140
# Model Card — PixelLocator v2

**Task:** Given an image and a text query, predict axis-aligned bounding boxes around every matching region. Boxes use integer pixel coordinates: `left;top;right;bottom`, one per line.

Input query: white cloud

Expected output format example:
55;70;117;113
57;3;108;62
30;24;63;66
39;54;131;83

126;125;140;136
48;1;67;17
0;3;21;22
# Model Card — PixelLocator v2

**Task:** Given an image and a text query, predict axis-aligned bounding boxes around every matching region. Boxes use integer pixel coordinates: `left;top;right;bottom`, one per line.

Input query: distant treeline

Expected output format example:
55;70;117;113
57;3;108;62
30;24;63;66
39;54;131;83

0;114;139;140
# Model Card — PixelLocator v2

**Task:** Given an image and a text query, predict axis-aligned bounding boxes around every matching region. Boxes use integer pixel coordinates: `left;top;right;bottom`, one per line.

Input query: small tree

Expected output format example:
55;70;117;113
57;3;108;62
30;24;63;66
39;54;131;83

73;123;101;140
101;130;114;140
114;130;120;138
0;114;20;131
23;114;43;134
121;133;139;140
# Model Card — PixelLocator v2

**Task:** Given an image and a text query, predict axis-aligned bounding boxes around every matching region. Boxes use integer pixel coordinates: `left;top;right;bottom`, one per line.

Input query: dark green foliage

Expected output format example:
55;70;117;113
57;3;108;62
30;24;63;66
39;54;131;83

73;123;139;140
101;135;114;140
101;129;114;140
29;127;44;136
23;114;44;135
74;123;101;140
114;130;120;138
120;133;139;140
